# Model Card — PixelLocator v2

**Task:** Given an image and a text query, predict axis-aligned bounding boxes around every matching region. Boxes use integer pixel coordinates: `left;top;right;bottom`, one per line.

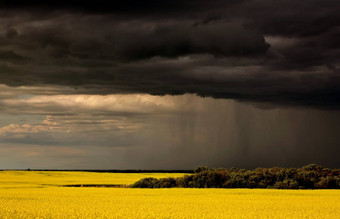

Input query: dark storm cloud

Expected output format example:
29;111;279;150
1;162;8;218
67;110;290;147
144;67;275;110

0;0;340;108
243;0;340;37
0;0;240;14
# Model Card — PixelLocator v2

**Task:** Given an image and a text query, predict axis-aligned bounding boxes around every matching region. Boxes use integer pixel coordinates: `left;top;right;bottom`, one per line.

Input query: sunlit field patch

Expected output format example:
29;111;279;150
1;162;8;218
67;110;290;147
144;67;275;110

0;171;339;218
0;171;187;188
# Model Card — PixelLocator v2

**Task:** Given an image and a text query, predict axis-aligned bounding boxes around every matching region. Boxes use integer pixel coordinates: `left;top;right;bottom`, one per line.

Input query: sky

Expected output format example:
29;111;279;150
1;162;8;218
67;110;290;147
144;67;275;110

0;0;339;169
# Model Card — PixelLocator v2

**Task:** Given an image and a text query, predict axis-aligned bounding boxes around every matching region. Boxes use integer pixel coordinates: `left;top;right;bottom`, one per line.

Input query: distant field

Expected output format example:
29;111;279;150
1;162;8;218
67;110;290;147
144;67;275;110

0;171;187;188
0;171;339;218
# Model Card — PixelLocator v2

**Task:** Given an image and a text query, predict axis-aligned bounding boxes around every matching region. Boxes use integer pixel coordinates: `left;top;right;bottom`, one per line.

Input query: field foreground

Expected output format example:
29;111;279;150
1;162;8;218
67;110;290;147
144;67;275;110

0;171;339;218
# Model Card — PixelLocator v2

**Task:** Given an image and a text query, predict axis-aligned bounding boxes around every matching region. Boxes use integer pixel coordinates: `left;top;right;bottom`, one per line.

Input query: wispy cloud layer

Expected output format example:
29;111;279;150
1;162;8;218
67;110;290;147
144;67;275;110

0;85;339;169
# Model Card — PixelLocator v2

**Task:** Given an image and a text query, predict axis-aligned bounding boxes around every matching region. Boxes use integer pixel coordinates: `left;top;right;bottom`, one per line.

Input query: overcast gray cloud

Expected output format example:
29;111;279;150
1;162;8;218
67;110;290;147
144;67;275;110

0;91;339;169
0;85;339;169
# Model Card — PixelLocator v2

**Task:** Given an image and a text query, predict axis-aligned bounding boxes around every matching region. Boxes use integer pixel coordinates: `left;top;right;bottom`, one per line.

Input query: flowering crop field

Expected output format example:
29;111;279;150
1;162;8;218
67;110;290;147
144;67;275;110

0;171;186;188
0;171;339;218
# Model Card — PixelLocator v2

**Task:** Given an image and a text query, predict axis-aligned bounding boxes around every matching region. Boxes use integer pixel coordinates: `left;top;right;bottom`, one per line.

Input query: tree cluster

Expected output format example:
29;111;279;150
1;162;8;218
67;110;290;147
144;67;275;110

131;164;340;189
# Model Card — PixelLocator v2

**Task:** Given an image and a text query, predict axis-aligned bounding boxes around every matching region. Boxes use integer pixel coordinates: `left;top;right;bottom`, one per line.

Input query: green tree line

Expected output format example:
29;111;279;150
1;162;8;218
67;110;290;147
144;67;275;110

131;164;340;189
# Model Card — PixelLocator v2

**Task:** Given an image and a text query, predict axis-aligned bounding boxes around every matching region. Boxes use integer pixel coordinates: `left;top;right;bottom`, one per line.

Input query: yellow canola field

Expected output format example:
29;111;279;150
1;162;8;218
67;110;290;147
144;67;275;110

0;188;339;218
0;171;339;218
0;171;186;188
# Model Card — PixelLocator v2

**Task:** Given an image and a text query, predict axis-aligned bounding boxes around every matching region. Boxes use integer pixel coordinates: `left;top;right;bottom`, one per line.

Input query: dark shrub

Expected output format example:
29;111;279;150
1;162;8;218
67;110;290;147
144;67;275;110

130;165;339;189
194;166;209;173
156;178;177;188
130;177;159;188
